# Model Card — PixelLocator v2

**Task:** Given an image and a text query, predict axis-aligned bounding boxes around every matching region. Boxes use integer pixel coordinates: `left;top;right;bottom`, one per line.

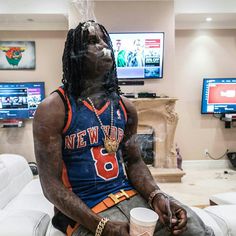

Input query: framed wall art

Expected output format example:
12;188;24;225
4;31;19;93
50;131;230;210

0;41;36;70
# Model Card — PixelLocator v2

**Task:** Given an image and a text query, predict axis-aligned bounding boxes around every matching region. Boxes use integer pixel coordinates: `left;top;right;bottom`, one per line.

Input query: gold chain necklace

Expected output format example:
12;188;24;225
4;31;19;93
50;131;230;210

87;97;119;153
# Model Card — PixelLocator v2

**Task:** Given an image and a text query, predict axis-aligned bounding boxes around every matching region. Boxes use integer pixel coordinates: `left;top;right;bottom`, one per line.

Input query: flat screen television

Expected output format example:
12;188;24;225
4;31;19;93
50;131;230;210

0;82;45;120
201;78;236;114
109;32;164;80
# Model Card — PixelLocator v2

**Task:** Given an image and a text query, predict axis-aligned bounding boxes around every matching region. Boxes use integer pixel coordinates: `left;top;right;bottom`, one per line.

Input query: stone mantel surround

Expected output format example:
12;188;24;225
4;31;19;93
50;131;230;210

131;98;185;182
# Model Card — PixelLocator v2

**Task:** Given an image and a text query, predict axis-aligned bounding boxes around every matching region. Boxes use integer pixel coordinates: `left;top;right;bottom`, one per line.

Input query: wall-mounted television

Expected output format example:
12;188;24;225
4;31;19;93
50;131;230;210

201;78;236;114
0;82;45;120
109;32;164;80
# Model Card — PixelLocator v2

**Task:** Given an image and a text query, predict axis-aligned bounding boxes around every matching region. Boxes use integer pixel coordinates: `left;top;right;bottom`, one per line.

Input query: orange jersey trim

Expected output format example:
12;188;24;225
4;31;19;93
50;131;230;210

119;100;127;122
61;161;72;190
83;100;110;115
66;223;80;236
58;87;72;134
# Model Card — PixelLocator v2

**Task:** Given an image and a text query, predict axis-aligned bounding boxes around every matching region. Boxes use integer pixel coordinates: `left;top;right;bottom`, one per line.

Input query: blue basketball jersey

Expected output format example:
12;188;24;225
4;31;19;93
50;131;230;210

57;87;133;208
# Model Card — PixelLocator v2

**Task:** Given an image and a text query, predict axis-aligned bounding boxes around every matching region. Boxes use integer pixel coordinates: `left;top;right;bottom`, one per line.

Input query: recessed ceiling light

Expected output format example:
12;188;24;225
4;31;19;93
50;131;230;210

206;17;212;22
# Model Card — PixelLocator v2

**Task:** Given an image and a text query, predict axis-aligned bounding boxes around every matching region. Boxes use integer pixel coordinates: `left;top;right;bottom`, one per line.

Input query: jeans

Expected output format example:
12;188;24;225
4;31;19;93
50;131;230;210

72;195;215;236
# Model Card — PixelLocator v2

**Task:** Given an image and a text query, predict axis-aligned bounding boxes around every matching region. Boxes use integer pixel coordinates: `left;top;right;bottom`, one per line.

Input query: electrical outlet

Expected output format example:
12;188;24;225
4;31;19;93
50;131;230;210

204;149;208;156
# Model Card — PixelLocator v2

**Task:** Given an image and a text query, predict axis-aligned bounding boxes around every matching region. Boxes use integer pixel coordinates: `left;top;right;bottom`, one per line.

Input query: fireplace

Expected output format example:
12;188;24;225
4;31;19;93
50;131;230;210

131;98;185;182
136;130;154;165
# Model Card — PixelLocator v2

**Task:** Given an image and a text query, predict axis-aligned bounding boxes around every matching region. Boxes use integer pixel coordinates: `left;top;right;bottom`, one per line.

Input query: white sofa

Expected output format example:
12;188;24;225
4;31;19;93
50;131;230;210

210;191;236;205
191;205;236;236
0;154;64;236
0;153;236;236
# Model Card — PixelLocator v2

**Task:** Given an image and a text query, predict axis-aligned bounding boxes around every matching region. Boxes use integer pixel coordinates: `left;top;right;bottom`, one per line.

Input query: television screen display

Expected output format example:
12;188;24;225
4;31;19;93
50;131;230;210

0;82;45;120
109;32;164;79
201;78;236;114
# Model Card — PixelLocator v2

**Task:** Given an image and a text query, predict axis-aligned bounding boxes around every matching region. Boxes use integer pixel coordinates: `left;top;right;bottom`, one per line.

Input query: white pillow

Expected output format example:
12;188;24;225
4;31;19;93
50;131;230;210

0;209;50;236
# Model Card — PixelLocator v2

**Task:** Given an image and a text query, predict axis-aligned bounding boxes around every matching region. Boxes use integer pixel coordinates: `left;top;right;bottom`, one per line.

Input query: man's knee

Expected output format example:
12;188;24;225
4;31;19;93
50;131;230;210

182;207;215;236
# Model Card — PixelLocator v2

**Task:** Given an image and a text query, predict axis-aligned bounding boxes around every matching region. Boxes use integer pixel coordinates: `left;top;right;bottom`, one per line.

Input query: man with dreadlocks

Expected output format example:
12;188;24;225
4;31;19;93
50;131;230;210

33;20;214;236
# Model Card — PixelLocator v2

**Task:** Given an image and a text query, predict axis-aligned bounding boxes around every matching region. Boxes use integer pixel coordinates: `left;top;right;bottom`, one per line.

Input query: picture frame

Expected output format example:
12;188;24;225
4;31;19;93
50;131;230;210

0;41;36;70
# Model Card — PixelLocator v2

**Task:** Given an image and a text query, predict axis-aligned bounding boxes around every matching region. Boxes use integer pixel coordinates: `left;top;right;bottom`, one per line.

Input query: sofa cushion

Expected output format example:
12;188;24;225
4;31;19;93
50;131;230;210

190;207;224;236
0;154;33;209
4;176;54;217
5;192;54;217
0;160;10;209
210;192;236;205
0;209;50;236
20;178;44;195
205;205;236;236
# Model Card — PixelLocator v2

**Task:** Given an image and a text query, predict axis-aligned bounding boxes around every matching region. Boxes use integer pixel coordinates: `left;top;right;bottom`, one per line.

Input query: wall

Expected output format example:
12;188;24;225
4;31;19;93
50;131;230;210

70;0;175;96
175;29;236;160
93;1;236;161
0;31;67;161
0;1;175;161
2;3;235;163
0;0;68;14
175;0;236;14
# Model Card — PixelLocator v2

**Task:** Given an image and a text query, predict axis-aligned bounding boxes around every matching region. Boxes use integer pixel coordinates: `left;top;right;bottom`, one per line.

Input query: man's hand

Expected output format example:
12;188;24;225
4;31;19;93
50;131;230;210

153;195;187;235
102;221;130;236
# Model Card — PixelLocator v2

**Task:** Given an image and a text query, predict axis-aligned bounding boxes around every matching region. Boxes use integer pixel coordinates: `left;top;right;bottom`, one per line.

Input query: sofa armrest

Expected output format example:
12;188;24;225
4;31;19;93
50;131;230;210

0;209;50;236
205;205;236;236
209;192;236;205
190;207;224;236
0;154;33;209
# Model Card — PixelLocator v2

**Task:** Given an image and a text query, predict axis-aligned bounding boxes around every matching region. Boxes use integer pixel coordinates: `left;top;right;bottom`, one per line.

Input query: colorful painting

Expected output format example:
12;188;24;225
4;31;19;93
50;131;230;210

0;41;35;70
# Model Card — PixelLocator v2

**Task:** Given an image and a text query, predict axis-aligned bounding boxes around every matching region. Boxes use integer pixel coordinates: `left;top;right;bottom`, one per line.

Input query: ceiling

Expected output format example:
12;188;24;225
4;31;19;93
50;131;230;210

0;14;68;31
175;0;236;29
0;0;69;31
1;0;236;30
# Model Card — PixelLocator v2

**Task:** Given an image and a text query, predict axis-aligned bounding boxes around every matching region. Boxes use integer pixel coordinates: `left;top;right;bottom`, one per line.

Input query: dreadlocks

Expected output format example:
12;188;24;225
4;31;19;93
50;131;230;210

62;20;121;100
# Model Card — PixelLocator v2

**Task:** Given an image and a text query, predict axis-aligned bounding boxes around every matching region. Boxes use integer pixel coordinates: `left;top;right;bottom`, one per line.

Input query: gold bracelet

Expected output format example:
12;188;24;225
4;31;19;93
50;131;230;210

148;189;167;209
95;217;109;236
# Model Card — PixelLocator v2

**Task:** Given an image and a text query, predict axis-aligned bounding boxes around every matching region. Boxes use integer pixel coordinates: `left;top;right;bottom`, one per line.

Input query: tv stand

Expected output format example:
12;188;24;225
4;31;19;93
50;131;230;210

220;114;236;128
0;119;24;128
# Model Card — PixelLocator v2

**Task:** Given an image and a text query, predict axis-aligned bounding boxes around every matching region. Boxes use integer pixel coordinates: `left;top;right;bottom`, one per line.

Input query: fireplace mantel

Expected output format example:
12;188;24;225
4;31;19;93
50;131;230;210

131;98;185;182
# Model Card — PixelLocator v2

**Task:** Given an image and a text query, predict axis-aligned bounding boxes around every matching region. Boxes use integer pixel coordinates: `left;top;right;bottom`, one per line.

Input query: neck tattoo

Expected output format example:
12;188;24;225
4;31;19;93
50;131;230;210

87;97;119;153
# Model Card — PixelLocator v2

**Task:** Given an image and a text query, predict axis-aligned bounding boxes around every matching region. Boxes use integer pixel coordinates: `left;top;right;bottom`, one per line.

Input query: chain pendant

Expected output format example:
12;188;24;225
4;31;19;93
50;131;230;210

104;136;119;153
87;97;119;154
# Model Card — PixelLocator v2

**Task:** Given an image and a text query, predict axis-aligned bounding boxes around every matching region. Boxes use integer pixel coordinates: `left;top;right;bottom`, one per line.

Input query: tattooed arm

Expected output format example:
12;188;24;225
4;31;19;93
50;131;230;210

121;95;158;200
121;96;187;235
33;93;103;233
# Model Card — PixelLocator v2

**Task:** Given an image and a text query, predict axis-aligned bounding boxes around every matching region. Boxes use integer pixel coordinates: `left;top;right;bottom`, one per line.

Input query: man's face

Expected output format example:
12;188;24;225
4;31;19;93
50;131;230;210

82;22;113;78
